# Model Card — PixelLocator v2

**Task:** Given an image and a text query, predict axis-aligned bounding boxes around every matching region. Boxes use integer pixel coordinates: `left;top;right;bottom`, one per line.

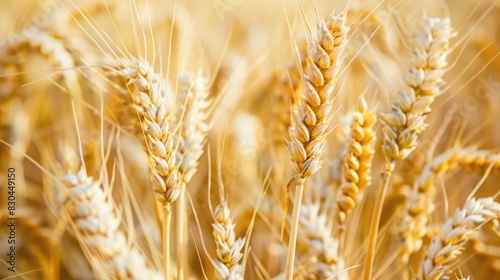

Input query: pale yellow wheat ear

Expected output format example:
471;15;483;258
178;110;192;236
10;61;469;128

121;57;180;204
381;17;455;162
417;197;500;280
284;8;350;280
364;16;455;280
211;200;246;280
59;168;161;279
173;72;211;186
399;148;500;264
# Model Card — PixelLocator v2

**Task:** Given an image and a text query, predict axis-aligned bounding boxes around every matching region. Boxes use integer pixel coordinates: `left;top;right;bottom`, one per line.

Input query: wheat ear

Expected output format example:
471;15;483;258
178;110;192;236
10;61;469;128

60;169;161;279
364;17;454;280
336;96;376;227
284;9;349;280
211;201;246;280
399;148;500;263
418;198;500;280
294;202;345;279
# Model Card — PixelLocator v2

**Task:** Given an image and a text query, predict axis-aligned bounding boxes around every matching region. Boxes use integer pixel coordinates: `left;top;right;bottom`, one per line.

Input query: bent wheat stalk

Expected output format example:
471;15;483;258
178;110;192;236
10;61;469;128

284;9;349;280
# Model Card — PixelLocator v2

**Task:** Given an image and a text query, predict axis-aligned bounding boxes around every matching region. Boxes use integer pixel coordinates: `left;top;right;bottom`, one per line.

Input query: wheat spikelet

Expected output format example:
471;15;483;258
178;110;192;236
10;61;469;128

418;198;500;280
381;17;454;161
399;148;500;262
60;169;161;279
211;201;246;280
336;96;376;224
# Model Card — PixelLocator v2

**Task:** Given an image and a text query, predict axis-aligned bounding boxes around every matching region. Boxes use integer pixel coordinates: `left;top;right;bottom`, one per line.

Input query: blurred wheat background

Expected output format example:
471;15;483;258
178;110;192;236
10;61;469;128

1;0;500;279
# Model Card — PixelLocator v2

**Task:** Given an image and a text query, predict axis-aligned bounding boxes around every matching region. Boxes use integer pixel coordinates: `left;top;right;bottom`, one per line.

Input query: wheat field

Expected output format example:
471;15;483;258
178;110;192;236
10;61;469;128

1;0;500;279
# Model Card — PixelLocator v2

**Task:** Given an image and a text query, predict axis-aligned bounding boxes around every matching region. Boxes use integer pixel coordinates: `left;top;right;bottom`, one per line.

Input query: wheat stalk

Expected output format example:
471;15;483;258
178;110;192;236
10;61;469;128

60;169;161;279
418;197;500;280
284;9;349;279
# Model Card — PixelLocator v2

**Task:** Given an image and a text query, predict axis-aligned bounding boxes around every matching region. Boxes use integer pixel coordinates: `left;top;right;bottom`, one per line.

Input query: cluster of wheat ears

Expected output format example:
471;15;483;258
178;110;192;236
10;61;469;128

1;0;500;279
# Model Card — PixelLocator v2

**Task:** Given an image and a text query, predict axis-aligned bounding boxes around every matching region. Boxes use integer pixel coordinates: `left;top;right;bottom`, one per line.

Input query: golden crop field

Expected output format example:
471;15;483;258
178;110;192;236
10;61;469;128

1;0;500;279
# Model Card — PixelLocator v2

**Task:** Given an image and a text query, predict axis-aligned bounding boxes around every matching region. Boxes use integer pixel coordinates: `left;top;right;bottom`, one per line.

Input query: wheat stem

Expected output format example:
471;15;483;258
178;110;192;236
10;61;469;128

177;186;187;280
285;179;305;280
163;204;172;280
364;162;394;280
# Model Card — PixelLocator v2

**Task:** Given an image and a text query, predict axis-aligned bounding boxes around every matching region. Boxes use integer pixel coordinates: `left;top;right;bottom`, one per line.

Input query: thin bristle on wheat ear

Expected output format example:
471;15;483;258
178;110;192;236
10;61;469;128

336;96;376;225
211;201;246;280
285;9;349;280
399;148;500;263
418;198;500;280
381;17;454;162
60;169;161;279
